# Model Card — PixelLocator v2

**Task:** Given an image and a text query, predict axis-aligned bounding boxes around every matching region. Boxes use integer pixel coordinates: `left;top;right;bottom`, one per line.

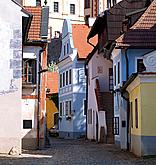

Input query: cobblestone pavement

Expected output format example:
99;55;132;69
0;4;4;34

0;137;156;165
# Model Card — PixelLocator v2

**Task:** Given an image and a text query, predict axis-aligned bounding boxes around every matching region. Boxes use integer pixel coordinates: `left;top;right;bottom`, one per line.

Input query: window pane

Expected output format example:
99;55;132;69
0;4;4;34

60;74;62;88
114;117;119;135
69;101;72;115
70;4;75;14
114;65;116;86
66;71;68;85
130;102;133;128
137;59;146;73
118;62;120;84
54;2;59;12
84;100;87;115
135;99;138;128
88;109;92;124
109;68;113;91
60;102;62;116
23;120;32;129
63;72;65;87
65;101;68;116
69;69;72;84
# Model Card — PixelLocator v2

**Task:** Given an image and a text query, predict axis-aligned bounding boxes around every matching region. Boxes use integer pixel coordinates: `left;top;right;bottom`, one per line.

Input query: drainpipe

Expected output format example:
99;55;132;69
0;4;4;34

124;48;129;150
37;48;44;149
85;64;88;140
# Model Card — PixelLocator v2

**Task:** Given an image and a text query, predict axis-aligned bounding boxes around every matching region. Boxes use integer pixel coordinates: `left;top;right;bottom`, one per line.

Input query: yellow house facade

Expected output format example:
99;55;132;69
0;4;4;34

126;73;156;156
46;97;58;130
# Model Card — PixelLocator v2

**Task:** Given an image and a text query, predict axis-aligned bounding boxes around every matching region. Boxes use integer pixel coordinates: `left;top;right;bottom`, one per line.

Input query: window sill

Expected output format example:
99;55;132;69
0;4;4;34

22;83;36;89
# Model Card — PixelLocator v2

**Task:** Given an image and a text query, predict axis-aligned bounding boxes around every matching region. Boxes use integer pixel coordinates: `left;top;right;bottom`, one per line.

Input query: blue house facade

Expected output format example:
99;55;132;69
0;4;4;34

111;48;152;149
58;20;95;139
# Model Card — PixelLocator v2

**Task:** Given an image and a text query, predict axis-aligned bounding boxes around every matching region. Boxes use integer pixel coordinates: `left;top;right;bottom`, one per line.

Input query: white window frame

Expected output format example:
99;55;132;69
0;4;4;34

114;64;117;88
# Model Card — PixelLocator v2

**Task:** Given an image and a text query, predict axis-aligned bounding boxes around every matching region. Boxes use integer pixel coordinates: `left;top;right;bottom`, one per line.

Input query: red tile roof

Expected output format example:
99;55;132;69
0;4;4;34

116;0;156;48
72;24;97;59
24;6;42;41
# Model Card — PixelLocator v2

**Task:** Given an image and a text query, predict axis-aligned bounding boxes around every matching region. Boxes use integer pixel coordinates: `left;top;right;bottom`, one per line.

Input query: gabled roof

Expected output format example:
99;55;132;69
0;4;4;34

88;0;148;42
116;0;156;48
72;24;97;59
24;6;42;41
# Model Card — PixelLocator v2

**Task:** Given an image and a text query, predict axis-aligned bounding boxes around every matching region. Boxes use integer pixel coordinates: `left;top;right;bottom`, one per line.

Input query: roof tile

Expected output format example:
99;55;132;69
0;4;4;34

72;24;97;59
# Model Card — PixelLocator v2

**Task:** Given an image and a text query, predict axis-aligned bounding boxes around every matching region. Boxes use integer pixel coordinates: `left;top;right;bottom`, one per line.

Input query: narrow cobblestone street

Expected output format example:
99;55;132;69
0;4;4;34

0;138;156;165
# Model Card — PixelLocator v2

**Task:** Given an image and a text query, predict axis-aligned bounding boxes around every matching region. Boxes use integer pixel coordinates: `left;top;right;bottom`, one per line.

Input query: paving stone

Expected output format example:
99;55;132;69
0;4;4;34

0;138;156;165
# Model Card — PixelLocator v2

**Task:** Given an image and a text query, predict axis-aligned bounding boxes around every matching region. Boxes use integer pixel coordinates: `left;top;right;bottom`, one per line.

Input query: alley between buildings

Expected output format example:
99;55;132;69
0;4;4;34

0;137;156;165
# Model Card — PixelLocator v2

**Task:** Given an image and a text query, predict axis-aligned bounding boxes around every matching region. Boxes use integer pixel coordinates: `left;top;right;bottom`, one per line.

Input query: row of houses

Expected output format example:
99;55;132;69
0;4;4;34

58;0;156;157
0;0;49;154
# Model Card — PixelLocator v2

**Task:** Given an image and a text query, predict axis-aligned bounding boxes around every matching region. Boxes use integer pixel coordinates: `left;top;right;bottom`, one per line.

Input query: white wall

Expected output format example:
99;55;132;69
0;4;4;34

41;0;85;38
0;0;23;154
87;50;112;140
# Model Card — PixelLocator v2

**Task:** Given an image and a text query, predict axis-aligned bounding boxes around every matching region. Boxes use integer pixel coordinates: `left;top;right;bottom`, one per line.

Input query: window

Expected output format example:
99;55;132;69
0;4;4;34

22;59;36;84
69;101;72;115
60;102;63;116
85;0;90;8
54;2;59;12
64;45;66;56
137;59;146;73
117;61;120;84
130;102;133;128
69;69;72;84
23;120;32;129
84;100;87;115
65;101;68;116
114;65;116;86
107;0;116;8
66;71;68;86
135;98;138;128
60;74;62;88
109;68;113;91
88;109;92;124
67;43;69;54
63;72;65;87
114;117;119;135
70;4;75;14
36;0;41;6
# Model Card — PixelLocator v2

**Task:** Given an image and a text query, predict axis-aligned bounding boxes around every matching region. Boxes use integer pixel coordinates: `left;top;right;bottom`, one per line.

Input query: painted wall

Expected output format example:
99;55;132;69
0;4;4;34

127;75;156;156
46;98;58;129
0;0;24;154
87;50;112;140
111;48;153;149
58;20;86;139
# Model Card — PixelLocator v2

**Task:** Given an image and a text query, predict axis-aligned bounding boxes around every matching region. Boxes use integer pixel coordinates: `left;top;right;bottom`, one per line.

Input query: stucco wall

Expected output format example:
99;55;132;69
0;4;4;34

0;1;23;154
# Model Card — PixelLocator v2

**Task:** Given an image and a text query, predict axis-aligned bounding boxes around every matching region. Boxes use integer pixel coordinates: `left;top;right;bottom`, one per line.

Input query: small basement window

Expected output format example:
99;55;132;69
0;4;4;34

23;120;32;129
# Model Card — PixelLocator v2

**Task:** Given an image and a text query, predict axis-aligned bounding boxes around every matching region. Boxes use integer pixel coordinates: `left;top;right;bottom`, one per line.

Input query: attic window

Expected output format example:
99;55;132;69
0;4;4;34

137;59;146;73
